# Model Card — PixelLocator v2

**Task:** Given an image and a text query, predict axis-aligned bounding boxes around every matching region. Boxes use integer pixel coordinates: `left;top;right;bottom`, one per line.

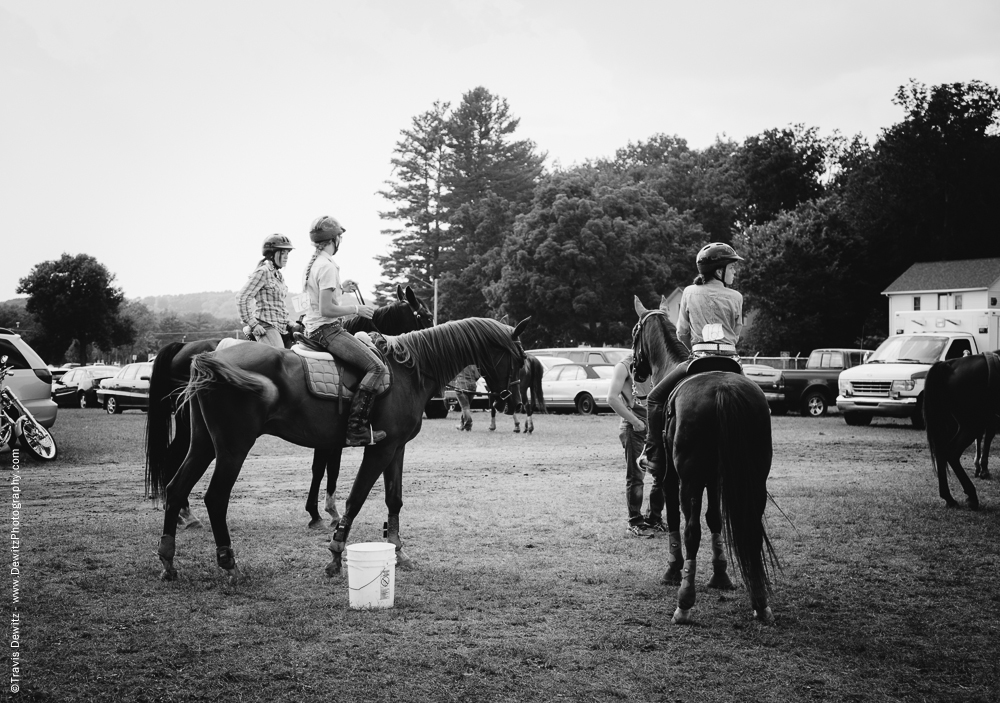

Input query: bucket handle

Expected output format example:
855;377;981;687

347;566;391;592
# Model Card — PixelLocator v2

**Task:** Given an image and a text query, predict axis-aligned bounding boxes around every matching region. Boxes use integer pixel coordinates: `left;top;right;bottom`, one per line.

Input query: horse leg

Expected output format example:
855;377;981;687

661;463;683;586
324;448;343;526
489;406;497;432
158;402;216;581
327;443;396;576
382;444;412;569
672;483;703;625
947;455;980;510
525;405;533;434
305;448;327;528
169;408;203;530
975;425;994;479
705;482;734;590
512;411;521;433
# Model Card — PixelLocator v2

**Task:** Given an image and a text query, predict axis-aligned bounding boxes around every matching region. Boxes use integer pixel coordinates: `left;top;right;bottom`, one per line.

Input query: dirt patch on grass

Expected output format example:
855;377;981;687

6;409;1000;702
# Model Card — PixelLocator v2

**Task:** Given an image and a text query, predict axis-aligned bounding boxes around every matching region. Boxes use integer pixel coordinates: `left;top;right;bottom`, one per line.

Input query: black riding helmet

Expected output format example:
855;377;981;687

262;234;294;257
696;242;744;276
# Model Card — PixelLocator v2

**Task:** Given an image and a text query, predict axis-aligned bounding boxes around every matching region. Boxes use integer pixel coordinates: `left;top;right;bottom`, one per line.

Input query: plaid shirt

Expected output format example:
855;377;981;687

237;259;289;329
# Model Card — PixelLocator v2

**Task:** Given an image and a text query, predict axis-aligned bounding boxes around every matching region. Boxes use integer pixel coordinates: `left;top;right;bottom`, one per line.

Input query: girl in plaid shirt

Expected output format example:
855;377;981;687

238;234;294;347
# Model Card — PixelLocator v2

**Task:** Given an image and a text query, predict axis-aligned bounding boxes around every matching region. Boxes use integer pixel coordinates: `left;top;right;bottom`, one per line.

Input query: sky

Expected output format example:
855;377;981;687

2;0;998;306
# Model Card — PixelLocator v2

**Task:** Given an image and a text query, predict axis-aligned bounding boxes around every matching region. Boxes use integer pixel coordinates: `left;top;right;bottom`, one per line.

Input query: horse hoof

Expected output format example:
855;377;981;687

969;497;981;511
661;568;682;586
754;607;775;625
159;567;178;581
672;607;694;624
325;560;342;577
224;566;241;585
513;427;520;434
307;517;325;530
707;570;735;591
945;499;959;508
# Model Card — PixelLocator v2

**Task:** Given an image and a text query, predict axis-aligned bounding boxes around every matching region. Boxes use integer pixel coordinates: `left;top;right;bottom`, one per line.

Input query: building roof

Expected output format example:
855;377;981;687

882;258;1000;295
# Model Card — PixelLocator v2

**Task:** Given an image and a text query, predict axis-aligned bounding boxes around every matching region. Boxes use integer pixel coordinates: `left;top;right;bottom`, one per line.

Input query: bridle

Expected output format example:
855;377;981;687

482;344;525;412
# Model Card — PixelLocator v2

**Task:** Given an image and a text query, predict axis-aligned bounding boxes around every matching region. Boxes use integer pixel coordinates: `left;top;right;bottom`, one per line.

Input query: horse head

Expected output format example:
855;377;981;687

631;296;688;384
484;317;530;415
398;284;434;329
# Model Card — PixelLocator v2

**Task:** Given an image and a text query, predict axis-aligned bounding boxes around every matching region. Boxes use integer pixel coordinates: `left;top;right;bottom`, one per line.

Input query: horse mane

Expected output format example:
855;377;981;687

641;311;690;368
386;317;520;387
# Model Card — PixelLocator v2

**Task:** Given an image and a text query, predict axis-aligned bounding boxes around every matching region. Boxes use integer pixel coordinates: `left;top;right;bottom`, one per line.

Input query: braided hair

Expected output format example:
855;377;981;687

302;243;325;292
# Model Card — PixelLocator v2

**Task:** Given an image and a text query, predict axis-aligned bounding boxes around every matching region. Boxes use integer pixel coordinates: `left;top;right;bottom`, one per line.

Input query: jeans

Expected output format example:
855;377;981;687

621;414;665;527
257;324;284;348
309;320;386;392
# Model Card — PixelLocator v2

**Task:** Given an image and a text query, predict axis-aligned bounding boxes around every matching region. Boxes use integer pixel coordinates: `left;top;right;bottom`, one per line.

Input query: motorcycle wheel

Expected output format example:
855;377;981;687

17;416;58;461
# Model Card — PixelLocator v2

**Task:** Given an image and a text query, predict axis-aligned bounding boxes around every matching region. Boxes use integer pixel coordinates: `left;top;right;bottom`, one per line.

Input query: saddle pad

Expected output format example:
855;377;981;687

300;356;391;400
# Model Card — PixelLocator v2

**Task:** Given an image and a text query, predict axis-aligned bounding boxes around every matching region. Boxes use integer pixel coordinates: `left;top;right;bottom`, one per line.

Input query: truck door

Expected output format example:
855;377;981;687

945;338;973;360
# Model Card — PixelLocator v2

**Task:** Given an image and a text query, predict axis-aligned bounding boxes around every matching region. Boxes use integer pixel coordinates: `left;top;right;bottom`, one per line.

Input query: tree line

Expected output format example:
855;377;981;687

0;254;241;365
377;80;1000;353
8;79;999;363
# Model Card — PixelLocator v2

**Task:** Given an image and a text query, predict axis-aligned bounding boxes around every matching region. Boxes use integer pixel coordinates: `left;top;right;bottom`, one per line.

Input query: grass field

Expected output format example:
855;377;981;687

3;407;999;702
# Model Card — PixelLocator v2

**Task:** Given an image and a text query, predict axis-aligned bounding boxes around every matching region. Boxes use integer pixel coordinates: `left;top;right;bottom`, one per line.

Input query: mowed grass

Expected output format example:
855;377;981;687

5;407;1000;702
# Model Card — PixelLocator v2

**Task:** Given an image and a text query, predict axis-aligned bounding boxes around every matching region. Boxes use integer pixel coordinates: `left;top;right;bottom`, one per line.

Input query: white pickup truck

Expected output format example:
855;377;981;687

836;309;1000;427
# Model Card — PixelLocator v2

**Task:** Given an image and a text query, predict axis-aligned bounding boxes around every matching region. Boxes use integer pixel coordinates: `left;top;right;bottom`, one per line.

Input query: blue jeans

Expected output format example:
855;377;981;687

621;413;665;527
309;320;386;392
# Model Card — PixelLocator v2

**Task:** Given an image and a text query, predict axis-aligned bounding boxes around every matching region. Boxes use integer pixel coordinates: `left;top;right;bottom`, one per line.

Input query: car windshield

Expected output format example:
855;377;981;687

592;366;614;378
866;336;947;364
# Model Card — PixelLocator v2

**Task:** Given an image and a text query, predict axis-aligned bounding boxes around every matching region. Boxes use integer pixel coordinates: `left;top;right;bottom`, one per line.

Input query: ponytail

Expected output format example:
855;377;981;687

302;243;324;292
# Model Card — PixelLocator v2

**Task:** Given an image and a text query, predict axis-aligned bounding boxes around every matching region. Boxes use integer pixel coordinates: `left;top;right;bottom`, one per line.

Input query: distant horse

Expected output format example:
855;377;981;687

923;350;1000;510
144;285;433;529
632;297;776;624
151;317;529;581
488;354;546;433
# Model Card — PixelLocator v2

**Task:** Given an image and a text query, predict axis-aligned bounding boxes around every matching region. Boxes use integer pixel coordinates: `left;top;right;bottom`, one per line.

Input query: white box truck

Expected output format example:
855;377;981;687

836;309;1000;427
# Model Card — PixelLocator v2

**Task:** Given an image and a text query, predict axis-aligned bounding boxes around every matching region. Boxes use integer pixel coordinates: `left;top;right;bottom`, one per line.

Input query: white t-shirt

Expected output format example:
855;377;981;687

301;251;346;335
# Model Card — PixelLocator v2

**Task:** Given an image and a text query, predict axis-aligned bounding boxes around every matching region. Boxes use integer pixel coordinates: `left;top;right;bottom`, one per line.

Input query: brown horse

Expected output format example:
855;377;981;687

151;317;529;581
145;285;433;529
632;297;776;624
923;350;1000;509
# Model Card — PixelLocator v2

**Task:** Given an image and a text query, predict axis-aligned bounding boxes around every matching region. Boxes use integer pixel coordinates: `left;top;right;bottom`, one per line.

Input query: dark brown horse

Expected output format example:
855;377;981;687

150;317;528;581
923;350;1000;509
488;354;546;433
632;297;776;624
144;285;433;528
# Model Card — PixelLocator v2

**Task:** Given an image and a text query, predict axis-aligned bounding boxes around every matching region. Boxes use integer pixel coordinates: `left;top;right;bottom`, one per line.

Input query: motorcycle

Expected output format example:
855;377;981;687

0;355;58;461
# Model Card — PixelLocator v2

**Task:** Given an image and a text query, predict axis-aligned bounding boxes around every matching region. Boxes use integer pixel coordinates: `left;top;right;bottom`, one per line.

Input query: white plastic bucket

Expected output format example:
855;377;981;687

345;542;396;609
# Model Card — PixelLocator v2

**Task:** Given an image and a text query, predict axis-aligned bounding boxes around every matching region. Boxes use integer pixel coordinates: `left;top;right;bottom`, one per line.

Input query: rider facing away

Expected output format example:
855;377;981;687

637;242;745;473
238;234;294;348
301;215;388;447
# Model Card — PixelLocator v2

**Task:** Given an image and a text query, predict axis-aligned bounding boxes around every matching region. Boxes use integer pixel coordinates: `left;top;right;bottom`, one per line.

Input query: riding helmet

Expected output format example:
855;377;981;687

309;215;346;243
696;242;744;276
261;234;294;257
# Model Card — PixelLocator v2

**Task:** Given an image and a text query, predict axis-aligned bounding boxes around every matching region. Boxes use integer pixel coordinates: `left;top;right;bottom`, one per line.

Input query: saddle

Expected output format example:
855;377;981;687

665;353;744;412
291;332;392;401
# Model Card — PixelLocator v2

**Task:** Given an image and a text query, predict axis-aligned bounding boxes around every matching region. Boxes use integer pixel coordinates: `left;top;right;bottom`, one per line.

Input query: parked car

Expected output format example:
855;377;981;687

527;347;632;366
782;348;869;417
0;327;57;428
52;365;120;409
530;355;575;372
540;362;615;414
96;362;154;414
740;363;788;415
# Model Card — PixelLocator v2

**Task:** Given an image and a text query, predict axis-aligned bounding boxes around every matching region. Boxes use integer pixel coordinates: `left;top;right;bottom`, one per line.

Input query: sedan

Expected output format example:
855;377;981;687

96;362;153;414
52;365;120;409
540;363;614;415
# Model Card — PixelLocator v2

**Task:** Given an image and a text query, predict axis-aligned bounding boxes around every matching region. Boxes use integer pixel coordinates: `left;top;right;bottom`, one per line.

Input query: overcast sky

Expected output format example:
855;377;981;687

2;0;998;305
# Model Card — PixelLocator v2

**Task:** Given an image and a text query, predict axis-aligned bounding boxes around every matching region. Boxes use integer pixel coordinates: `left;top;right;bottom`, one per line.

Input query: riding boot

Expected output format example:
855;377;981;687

345;388;387;446
636;399;666;474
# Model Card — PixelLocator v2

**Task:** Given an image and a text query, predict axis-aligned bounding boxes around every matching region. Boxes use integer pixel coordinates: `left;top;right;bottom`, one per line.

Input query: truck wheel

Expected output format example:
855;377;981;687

802;391;828;417
844;412;872;426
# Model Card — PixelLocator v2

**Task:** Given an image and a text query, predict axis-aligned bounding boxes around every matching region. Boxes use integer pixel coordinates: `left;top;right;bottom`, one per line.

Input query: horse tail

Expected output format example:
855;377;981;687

529;356;546;413
180;351;272;410
923;360;957;472
716;382;777;599
145;342;186;501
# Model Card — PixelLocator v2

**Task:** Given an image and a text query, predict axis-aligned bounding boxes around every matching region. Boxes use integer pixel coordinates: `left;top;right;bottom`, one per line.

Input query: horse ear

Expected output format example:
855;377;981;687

404;285;419;308
659;294;670;311
396;284;405;302
512;317;531;340
499;314;509;325
634;296;648;317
